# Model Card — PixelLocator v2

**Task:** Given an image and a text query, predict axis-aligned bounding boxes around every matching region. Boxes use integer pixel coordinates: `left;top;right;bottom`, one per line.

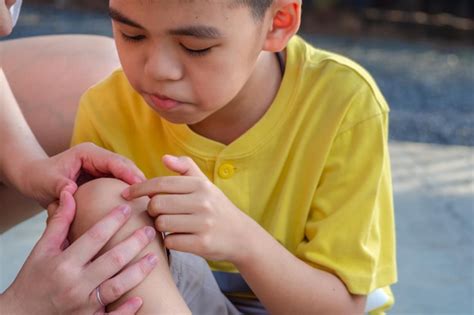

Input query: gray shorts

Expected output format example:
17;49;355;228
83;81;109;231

169;251;267;315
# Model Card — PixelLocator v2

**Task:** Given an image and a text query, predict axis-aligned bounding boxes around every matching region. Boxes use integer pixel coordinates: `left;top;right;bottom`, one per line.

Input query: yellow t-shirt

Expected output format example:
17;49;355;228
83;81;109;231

72;35;397;311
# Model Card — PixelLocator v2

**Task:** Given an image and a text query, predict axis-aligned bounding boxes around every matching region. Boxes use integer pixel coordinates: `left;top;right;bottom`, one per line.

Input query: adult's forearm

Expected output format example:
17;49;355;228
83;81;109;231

233;221;366;315
0;68;47;192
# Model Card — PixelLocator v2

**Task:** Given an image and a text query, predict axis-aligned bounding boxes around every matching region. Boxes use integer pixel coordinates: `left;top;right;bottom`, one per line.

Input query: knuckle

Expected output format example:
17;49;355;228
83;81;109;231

197;199;212;213
202;217;215;229
195;179;207;191
138;257;151;275
109;250;126;269
199;235;212;251
108;281;124;301
181;156;194;164
164;236;174;249
150;196;167;215
155;216;167;231
54;260;74;280
81;142;95;151
135;228;152;246
87;227;109;243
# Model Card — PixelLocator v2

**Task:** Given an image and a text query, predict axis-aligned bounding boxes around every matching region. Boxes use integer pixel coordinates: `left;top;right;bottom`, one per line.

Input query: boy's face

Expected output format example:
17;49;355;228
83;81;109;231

110;0;271;125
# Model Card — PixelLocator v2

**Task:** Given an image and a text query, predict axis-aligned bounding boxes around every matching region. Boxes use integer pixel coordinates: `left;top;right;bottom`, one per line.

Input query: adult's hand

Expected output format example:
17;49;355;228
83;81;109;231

0;191;158;315
19;142;146;208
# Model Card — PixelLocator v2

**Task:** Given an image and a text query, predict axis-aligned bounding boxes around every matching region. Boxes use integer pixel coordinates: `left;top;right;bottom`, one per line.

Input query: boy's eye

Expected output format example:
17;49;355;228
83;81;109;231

120;32;145;42
180;44;212;57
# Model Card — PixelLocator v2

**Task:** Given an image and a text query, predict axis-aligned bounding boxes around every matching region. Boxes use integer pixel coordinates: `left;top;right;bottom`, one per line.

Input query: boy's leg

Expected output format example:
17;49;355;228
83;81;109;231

71;177;241;315
0;35;119;231
70;177;190;314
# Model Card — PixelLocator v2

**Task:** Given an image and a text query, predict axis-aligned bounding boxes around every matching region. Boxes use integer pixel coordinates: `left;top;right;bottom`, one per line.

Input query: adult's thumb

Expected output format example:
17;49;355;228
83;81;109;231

39;191;76;253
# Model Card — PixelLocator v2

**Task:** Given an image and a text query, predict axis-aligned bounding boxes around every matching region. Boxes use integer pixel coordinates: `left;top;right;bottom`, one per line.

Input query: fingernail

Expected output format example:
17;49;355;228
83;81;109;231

119;204;131;216
122;188;130;199
130;297;143;308
144;226;156;239
166;155;179;162
147;254;158;265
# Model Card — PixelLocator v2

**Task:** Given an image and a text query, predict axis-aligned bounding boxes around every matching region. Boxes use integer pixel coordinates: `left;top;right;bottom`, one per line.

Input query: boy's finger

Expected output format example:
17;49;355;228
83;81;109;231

163;233;202;255
40;191;76;254
162;155;207;178
122;176;198;200
154;214;203;234
64;204;131;265
147;194;201;217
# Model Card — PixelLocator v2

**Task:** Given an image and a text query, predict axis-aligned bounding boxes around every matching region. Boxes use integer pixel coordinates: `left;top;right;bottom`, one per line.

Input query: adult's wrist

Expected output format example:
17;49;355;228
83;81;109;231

0;288;26;314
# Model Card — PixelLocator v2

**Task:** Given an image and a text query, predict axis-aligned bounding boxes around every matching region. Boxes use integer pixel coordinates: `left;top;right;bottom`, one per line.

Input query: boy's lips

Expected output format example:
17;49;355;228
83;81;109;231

148;93;181;111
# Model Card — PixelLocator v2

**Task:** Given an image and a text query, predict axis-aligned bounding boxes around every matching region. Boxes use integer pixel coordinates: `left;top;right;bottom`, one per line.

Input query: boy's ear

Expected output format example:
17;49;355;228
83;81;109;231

263;0;301;52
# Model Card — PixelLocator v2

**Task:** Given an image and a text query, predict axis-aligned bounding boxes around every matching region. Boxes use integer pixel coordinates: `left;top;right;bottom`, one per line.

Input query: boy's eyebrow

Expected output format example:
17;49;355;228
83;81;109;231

109;7;144;29
168;26;223;39
108;7;222;39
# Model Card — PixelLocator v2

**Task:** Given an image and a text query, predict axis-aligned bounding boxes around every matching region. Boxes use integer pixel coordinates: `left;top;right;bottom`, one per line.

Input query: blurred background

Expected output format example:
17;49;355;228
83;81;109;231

2;1;473;314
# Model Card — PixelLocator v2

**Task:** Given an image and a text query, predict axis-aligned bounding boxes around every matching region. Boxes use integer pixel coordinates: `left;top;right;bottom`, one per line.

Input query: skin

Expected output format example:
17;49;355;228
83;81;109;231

71;178;190;315
1;1;156;312
0;191;157;314
0;34;126;227
110;0;284;144
0;0;15;35
111;0;367;313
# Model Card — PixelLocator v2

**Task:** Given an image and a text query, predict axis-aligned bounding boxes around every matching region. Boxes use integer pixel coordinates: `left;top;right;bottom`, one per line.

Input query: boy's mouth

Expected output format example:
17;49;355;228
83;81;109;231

148;93;180;111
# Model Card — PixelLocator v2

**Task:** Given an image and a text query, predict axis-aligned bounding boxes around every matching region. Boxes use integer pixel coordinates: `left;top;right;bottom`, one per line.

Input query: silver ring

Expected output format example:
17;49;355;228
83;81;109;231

95;287;106;306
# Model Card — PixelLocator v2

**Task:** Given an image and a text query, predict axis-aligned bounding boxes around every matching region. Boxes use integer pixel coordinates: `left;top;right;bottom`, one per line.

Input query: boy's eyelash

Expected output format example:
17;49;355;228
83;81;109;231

181;44;212;57
120;33;212;56
120;33;145;42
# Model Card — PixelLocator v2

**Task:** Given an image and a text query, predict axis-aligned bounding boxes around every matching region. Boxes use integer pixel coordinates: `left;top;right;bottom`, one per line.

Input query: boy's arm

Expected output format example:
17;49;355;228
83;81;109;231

234;222;367;314
124;156;368;314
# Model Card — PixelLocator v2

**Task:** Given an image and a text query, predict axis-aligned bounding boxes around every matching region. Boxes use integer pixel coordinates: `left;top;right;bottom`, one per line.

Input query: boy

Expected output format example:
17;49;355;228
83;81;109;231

71;0;397;314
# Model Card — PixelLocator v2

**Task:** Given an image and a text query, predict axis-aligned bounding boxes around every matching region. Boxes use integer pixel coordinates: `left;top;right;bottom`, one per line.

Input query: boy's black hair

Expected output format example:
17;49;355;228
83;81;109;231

233;0;273;19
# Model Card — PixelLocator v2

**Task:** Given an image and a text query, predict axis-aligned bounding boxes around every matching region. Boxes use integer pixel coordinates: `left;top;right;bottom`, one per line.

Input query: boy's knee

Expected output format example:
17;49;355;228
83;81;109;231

71;177;149;240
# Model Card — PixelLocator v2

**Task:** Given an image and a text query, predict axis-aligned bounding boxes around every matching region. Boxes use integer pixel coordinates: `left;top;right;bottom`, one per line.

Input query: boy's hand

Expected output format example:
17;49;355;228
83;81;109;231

123;155;253;263
21;143;146;208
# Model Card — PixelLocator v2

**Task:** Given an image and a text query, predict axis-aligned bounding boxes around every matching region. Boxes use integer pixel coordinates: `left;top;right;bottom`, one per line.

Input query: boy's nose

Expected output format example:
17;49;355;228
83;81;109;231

144;45;183;82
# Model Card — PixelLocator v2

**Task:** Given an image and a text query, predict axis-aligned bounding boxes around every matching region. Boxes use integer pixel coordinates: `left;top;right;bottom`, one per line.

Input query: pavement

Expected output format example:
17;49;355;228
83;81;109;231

1;141;473;314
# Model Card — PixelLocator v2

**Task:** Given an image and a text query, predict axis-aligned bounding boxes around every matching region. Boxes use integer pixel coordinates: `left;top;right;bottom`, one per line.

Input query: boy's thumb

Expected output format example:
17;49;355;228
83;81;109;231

162;155;206;178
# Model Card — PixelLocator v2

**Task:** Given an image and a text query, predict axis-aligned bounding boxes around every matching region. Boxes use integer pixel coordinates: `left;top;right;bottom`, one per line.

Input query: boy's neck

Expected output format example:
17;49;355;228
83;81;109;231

189;50;284;145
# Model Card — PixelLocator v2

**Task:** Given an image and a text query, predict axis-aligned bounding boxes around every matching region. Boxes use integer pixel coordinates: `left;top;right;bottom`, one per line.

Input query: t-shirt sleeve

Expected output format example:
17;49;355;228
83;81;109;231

296;90;397;295
71;92;106;149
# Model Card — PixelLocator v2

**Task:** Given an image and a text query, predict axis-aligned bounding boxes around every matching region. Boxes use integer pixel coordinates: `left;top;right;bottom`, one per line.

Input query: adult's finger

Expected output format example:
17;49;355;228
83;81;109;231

64;204;131;265
76;143;146;184
96;253;158;307
122;176;198;201
85;226;156;286
39;191;76;254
